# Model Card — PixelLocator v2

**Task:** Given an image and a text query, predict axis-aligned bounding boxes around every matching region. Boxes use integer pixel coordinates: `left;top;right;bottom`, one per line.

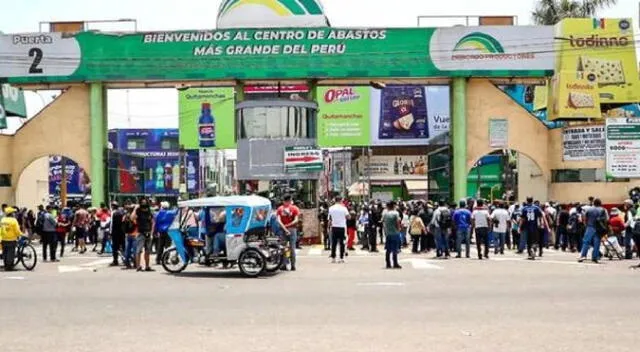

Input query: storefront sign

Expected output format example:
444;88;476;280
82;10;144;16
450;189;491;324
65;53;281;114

552;18;639;107
359;155;428;177
178;87;235;150
606;118;640;178
489;119;508;148
284;146;323;173
1;27;553;84
317;87;371;147
430;26;555;72
562;125;605;161
547;71;601;120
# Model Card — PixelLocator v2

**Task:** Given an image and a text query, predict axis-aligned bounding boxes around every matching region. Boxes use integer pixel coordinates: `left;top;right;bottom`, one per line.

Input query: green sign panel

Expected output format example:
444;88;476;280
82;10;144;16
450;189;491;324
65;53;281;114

1;28;552;84
0;100;6;129
316;86;371;147
178;87;236;150
1;84;27;117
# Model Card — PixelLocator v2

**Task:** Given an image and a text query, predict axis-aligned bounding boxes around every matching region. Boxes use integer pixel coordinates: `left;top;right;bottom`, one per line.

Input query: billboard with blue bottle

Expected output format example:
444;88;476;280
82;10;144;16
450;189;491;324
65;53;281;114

108;129;200;195
178;87;236;150
48;155;91;196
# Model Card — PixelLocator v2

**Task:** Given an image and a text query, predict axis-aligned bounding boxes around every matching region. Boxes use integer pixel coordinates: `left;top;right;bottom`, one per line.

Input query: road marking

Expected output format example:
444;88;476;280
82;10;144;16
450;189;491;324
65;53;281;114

307;248;322;256
80;258;113;267
400;258;444;270
3;276;25;280
490;257;590;266
58;265;98;273
357;282;406;287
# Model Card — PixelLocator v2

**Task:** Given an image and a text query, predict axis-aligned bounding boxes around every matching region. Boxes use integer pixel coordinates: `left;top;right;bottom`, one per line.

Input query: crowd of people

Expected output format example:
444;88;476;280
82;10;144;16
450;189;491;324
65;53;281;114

317;195;640;267
3;194;640;272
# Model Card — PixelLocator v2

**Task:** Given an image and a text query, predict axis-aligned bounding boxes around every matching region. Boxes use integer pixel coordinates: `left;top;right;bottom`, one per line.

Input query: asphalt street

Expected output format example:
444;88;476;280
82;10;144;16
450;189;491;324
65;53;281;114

1;247;639;352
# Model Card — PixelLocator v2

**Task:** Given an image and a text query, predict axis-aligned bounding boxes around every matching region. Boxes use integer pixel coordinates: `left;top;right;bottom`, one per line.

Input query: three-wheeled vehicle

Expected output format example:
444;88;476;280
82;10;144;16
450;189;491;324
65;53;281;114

161;195;284;278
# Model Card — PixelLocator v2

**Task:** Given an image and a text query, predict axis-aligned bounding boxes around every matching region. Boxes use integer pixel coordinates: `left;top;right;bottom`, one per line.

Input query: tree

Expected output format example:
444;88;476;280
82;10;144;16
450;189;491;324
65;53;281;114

532;0;617;25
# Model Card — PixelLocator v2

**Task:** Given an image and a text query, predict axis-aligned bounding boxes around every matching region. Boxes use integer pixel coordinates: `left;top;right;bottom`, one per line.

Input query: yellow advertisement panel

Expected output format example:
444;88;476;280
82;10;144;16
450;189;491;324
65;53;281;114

554;18;639;108
548;71;601;119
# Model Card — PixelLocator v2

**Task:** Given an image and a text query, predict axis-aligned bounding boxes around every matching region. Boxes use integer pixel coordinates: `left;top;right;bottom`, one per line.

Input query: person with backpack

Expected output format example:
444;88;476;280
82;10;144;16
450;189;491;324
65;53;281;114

578;198;608;264
418;202;434;253
431;200;452;259
567;205;582;253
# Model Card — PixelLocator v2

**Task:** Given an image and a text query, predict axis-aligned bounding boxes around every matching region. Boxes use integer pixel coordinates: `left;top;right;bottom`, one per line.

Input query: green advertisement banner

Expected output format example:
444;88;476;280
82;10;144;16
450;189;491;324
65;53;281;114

1;84;26;117
317;87;371;147
178;87;235;150
1;27;552;84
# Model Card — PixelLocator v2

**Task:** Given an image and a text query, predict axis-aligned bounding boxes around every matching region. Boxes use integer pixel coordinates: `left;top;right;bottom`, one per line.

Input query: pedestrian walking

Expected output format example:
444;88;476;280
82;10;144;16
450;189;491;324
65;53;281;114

346;209;357;251
110;202;126;266
431;200;452;258
471;199;491;260
133;198;155;272
491;203;510;255
578;198;608;264
328;196;349;264
520;197;547;260
383;201;402;269
453;201;472;258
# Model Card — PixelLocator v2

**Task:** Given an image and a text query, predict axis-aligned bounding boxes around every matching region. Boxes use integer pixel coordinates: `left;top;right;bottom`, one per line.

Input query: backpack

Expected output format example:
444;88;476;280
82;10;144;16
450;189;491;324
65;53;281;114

632;221;640;236
567;213;579;234
438;208;452;229
35;211;45;232
595;208;608;235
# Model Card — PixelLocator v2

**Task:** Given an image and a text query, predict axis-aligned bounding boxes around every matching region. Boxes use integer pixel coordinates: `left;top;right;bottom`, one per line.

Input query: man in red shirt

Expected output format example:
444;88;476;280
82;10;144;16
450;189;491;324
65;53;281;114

277;194;300;271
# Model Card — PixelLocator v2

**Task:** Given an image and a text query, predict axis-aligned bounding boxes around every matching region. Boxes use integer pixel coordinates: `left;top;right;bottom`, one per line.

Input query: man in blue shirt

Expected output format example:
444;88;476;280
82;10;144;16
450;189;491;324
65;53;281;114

519;197;548;260
578;198;608;263
453;201;472;258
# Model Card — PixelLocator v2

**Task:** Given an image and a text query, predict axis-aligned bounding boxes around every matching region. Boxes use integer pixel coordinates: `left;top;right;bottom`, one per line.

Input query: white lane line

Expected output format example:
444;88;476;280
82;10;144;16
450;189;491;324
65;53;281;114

3;276;25;280
307;248;322;256
399;258;444;270
357;282;406;287
80;258;113;267
490;257;590;266
58;265;98;273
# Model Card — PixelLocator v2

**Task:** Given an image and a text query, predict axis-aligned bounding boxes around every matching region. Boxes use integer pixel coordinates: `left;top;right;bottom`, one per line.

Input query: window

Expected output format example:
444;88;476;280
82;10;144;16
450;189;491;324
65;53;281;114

0;174;11;187
552;168;629;183
237;105;317;139
127;138;146;150
161;137;179;150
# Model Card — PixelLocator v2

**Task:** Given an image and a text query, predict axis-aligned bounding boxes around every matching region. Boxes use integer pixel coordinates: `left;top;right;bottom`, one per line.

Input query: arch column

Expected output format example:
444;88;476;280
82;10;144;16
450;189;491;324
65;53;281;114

90;82;106;206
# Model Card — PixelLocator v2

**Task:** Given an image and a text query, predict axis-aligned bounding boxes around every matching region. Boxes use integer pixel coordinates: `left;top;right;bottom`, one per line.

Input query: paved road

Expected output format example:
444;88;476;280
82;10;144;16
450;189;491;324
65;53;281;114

1;247;639;352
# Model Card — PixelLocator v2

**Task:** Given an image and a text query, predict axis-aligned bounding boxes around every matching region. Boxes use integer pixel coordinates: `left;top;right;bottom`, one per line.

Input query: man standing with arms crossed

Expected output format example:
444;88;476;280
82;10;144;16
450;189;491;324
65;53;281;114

277;194;300;271
328;196;349;264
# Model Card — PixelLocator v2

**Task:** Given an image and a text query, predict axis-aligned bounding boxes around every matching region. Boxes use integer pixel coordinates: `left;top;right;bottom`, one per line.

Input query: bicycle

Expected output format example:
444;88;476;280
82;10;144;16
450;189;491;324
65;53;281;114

13;235;38;271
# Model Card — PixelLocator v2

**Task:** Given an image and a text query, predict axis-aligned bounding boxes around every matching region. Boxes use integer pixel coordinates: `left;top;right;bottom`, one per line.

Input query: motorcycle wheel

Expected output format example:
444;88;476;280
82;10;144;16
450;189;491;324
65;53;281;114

238;248;266;278
161;248;188;274
265;247;284;273
20;245;38;271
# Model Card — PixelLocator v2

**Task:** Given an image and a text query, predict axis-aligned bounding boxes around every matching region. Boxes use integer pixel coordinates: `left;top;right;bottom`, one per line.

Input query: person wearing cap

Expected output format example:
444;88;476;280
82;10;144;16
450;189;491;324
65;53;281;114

0;207;22;271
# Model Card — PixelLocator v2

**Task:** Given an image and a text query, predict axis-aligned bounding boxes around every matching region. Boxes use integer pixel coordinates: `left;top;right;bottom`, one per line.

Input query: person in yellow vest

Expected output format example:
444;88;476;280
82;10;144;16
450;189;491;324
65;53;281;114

1;207;22;271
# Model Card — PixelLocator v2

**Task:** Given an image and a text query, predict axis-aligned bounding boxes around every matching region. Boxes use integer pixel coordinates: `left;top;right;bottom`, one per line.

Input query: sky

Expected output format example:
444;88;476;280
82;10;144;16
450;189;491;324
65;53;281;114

1;0;639;132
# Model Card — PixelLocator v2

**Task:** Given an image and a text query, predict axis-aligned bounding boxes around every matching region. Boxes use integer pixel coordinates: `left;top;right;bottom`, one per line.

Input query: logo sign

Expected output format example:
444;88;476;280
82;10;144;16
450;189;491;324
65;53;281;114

284;146;323;173
606;118;640;178
429;26;555;71
323;87;361;103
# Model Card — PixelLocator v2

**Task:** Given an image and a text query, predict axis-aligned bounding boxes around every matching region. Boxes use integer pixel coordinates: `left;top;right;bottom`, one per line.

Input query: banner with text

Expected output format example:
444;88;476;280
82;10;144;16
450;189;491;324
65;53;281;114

562;125;605;161
1;27;554;84
178;87;235;150
606;118;640;178
358;155;428;177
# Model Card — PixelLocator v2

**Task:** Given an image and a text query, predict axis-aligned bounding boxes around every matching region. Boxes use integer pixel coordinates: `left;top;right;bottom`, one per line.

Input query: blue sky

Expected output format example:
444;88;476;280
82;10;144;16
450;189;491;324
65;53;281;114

1;0;638;132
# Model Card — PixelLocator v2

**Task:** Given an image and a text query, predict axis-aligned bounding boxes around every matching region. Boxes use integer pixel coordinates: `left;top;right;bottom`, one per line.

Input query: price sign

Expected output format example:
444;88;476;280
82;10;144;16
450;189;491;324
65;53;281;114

606;118;640;178
0;33;81;77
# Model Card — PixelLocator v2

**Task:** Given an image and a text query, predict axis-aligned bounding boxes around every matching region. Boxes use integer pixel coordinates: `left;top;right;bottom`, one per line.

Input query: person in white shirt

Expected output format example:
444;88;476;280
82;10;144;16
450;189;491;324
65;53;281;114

328;196;350;263
471;199;491;260
490;203;511;255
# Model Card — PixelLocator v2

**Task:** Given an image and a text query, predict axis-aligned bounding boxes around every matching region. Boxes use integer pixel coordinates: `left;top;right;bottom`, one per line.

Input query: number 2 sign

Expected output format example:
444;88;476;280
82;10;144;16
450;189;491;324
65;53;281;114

0;33;81;77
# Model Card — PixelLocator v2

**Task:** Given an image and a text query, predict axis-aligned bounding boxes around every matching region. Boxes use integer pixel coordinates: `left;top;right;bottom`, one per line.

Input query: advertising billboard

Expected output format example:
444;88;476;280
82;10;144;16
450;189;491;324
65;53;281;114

316;85;450;147
549;18;639;121
178;87;236;150
49;156;90;196
316;87;371;147
606;118;640;178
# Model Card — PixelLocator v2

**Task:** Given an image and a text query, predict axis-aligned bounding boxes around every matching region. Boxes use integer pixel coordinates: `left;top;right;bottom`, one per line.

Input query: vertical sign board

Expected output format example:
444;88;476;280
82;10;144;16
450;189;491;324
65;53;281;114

284;146;323;173
606;118;640;178
489;118;508;148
